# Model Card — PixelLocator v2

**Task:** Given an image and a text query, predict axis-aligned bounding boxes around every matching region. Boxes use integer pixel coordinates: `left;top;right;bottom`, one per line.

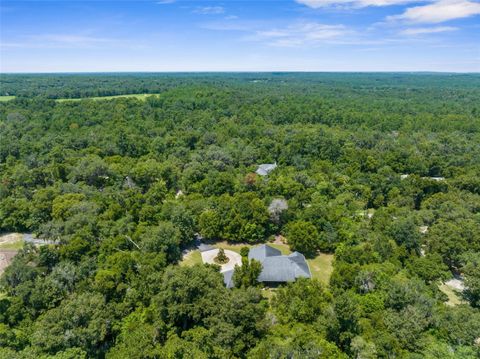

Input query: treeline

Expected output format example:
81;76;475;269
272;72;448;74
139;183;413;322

0;74;479;358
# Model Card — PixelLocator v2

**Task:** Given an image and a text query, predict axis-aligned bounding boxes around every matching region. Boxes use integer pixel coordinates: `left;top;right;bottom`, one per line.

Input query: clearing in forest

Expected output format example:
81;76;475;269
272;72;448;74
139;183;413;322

0;233;24;276
180;240;334;286
56;93;159;102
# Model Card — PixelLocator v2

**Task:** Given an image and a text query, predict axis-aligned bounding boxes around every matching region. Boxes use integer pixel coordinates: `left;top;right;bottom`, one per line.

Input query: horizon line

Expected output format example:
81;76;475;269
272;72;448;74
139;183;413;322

1;71;479;75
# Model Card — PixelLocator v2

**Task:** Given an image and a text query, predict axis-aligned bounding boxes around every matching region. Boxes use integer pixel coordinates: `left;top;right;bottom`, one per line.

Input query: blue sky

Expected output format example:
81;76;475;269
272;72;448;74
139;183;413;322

0;0;479;72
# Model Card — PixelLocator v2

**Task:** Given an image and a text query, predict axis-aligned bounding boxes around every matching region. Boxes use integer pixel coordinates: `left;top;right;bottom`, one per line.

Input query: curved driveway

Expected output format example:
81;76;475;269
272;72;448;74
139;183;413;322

201;249;242;273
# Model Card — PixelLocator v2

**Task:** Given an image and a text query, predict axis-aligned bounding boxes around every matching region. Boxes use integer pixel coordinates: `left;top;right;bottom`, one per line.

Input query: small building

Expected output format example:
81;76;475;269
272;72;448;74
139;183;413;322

248;244;311;285
256;162;277;176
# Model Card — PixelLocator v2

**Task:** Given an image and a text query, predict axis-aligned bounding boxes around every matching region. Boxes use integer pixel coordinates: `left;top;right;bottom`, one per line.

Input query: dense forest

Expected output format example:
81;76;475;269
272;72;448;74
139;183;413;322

0;73;480;358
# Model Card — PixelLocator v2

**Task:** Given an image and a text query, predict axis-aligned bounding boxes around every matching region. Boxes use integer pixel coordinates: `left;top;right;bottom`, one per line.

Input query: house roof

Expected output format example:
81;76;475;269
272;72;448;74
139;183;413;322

256;163;277;176
248;244;311;283
248;244;282;262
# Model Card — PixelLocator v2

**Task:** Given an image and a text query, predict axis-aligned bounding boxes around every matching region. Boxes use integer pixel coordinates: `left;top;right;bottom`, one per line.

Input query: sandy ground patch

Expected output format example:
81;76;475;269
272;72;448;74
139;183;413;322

273;235;286;245
201;249;242;273
445;278;465;292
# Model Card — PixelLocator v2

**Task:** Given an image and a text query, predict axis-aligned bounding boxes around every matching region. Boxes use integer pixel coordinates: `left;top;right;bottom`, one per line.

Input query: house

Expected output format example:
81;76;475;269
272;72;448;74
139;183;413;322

256;162;277;176
248;244;311;285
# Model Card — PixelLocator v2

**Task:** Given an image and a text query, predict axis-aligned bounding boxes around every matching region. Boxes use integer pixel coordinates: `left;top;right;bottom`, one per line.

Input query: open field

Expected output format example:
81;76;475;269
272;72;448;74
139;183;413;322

0;96;15;102
56;93;159;102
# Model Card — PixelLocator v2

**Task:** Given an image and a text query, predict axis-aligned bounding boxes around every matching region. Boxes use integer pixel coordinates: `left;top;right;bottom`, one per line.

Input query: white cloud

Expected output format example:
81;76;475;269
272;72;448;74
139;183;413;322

400;26;458;34
156;0;175;4
1;34;145;49
193;6;225;15
388;0;480;23
296;0;428;8
249;22;351;47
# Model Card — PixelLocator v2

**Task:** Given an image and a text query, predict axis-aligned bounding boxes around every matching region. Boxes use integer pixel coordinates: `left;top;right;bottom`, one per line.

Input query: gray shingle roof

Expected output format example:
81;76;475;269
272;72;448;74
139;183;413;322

248;244;282;262
249;244;311;283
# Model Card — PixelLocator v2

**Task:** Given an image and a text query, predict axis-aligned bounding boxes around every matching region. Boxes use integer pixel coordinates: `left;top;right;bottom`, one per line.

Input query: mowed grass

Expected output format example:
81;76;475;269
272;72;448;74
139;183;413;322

56;93;159;102
0;96;15;102
179;250;202;267
308;253;334;285
216;241;252;254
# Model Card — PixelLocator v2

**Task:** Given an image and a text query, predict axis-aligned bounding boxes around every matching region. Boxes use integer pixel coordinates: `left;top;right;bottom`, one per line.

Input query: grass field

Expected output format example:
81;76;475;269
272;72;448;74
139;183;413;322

308;253;334;285
0;96;15;102
180;241;334;285
179;250;202;267
56;93;159;102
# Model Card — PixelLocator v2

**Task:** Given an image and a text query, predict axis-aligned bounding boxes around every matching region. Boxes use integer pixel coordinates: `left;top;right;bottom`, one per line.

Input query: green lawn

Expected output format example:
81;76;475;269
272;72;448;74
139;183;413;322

179;250;202;267
56;93;159;102
308;253;334;285
0;96;15;102
216;241;251;254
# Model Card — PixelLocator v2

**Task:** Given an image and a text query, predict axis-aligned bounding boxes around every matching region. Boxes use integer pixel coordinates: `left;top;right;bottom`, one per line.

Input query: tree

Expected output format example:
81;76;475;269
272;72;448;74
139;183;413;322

426;220;468;269
68;155;112;188
268;198;288;225
285;220;319;257
199;209;222;240
248;324;346;359
240;246;250;258
214;248;228;264
273;278;332;324
153;265;227;331
30;293;111;356
233;258;262;288
137;222;182;263
388;216;421;255
461;252;480;307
